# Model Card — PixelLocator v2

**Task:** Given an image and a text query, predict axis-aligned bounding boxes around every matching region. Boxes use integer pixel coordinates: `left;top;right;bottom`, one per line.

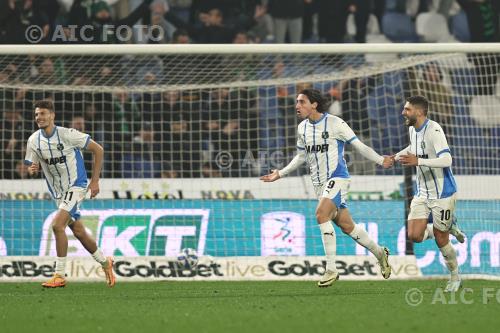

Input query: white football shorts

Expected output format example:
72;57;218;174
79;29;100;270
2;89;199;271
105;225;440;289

408;193;457;232
314;178;350;209
56;186;87;223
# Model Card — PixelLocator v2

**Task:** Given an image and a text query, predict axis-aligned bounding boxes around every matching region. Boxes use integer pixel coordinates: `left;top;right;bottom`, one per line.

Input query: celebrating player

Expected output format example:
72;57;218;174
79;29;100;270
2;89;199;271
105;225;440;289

260;89;393;287
24;100;115;288
394;95;465;292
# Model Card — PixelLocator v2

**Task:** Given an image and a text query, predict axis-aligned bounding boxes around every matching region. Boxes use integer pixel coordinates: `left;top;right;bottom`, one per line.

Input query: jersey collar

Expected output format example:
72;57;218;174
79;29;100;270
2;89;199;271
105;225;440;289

414;118;429;132
41;126;58;139
308;113;327;125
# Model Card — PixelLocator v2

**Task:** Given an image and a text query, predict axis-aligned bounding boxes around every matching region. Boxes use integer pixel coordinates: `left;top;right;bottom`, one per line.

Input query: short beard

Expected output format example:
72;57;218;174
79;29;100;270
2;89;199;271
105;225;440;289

405;117;416;127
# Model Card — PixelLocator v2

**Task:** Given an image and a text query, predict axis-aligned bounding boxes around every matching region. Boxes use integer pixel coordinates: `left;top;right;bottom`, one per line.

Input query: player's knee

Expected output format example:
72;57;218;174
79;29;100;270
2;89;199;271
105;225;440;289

315;209;330;224
408;231;424;243
314;211;323;224
51;222;65;234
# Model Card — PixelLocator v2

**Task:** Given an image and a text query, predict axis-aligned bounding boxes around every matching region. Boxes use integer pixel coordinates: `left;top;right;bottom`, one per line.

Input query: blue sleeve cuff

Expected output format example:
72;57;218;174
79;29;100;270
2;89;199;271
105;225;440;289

437;148;451;157
24;160;33;166
83;135;91;149
346;136;358;144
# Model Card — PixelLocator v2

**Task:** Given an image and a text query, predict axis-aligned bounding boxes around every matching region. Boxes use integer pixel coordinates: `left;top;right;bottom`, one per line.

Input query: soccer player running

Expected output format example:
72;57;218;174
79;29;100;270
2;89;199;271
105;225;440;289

394;95;465;292
25;100;115;288
260;89;393;287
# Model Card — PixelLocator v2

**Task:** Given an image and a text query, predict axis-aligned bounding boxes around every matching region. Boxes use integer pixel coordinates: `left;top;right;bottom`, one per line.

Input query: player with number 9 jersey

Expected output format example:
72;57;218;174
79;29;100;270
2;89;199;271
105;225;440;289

260;89;393;287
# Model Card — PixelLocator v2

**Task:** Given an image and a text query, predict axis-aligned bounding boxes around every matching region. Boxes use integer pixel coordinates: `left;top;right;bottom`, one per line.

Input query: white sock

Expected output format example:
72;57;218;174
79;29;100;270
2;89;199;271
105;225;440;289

55;256;67;276
440;242;459;281
319;221;337;273
423;224;435;241
349;224;383;259
92;248;108;266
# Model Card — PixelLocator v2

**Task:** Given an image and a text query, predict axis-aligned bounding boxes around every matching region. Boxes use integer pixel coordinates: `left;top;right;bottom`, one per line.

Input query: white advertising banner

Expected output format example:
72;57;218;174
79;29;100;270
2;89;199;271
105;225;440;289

1;175;499;200
0;255;421;282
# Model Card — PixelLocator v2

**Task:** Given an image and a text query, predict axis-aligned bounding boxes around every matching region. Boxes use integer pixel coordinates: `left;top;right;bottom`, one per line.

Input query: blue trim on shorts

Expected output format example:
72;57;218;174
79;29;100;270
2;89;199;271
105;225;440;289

331;191;347;208
68;202;80;221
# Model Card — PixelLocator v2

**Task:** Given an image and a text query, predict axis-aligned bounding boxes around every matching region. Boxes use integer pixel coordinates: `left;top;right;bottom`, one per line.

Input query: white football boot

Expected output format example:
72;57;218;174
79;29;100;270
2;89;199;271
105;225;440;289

318;270;339;288
378;247;391;279
444;279;462;292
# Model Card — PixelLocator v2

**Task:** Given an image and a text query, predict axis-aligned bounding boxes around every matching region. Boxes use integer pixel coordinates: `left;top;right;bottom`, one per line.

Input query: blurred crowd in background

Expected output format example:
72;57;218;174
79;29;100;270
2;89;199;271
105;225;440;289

1;0;499;180
1;0;499;44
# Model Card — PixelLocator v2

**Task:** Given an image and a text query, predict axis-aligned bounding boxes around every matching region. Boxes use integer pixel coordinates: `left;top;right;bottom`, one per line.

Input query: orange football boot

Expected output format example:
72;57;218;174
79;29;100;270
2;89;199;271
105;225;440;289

103;257;116;287
42;274;66;288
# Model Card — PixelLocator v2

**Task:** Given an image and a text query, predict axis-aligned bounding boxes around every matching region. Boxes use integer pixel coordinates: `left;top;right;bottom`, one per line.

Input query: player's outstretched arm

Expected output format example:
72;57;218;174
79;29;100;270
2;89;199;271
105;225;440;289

260;150;306;182
260;169;280;182
350;139;394;168
86;140;104;198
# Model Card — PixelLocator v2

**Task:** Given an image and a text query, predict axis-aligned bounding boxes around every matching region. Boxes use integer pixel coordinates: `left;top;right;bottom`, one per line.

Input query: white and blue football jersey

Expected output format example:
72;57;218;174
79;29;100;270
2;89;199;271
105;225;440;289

24;126;90;199
297;114;357;186
407;119;457;199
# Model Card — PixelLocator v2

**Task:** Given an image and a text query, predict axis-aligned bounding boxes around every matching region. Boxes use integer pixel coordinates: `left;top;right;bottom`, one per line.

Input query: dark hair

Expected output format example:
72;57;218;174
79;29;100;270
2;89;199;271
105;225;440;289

423;62;443;81
299;89;329;113
33;100;54;112
406;95;428;115
173;29;189;41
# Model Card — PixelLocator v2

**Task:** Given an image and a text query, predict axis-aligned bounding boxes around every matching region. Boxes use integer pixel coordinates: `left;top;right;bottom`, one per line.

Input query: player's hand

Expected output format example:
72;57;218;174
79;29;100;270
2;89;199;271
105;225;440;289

260;169;281;182
399;153;419;166
28;162;39;176
88;180;100;198
382;155;394;169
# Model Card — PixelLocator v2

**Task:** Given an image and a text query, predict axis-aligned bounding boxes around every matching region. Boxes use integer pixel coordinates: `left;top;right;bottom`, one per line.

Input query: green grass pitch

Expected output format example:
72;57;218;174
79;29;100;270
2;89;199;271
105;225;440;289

1;280;500;333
